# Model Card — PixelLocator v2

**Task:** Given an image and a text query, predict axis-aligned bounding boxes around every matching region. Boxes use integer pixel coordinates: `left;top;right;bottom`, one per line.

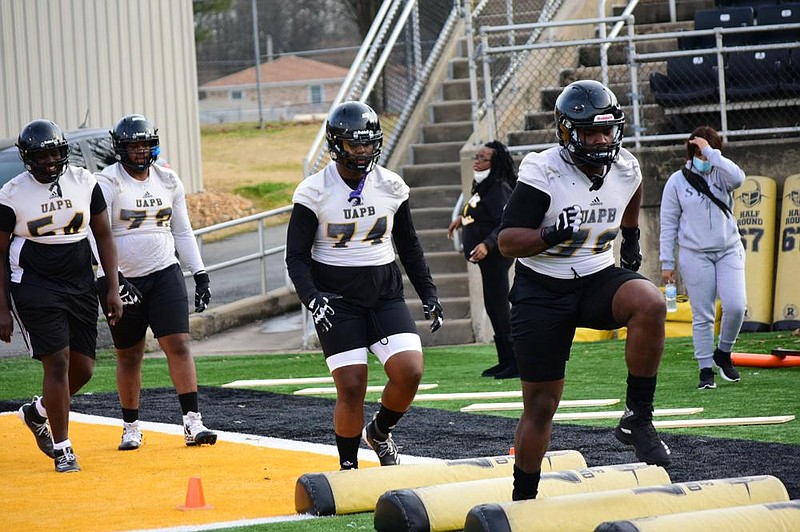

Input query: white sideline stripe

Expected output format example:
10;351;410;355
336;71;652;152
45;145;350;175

654;415;796;429
129;513;318;532
294;383;439;395
551;407;704;421
222;376;334;388
460;399;620;412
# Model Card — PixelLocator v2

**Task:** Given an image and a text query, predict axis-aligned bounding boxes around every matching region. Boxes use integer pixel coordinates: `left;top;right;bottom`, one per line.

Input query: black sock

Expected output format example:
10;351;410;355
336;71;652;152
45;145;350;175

626;373;657;410
512;465;540;500
336;434;361;470
122;408;139;423
178;392;199;415
374;405;404;438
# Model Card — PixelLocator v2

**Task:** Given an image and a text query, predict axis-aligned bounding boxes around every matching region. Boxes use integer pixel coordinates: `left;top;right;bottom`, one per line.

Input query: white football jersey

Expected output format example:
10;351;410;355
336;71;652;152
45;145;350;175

96;162;205;278
516;147;642;278
0;166;98;284
0;166;96;243
292;163;410;267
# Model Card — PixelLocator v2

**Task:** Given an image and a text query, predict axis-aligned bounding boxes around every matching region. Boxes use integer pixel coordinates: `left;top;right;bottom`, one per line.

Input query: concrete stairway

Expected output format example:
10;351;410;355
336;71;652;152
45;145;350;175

400;46;475;347
505;0;716;148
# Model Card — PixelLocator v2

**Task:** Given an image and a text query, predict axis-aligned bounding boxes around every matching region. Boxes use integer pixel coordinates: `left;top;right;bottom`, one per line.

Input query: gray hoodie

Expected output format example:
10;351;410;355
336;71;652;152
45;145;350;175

659;146;745;270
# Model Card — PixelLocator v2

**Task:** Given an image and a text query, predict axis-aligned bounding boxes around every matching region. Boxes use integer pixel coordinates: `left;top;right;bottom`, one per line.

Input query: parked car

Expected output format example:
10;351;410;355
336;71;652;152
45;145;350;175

0;127;119;188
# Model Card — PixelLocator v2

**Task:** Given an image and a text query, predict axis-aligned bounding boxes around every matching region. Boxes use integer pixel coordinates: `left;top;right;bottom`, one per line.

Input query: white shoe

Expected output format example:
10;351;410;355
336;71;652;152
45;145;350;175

183;412;217;446
118;421;143;451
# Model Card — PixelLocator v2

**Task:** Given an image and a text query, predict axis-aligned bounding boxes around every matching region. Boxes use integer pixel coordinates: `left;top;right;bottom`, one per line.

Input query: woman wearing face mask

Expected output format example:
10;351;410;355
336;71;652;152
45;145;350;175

448;140;518;378
659;126;747;390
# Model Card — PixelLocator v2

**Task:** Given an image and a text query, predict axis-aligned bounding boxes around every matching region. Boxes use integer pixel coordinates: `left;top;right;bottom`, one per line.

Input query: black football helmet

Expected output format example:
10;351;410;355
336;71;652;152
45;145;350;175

326;101;383;173
16;119;70;183
111;114;160;171
554;80;625;168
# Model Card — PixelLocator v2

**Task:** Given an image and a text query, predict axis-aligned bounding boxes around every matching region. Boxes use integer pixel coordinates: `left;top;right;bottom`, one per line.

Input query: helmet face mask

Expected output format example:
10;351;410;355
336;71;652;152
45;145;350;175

16;119;70;183
555;80;625;168
111;114;160;172
326;102;383;174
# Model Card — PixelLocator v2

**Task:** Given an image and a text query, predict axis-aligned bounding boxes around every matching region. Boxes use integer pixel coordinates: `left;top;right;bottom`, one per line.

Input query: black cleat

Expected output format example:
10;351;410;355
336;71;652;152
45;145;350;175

17;398;55;459
614;408;671;466
54;446;81;473
362;418;400;466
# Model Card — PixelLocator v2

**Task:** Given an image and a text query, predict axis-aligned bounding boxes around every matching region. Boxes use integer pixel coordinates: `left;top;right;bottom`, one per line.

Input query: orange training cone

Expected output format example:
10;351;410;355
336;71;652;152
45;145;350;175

177;476;213;510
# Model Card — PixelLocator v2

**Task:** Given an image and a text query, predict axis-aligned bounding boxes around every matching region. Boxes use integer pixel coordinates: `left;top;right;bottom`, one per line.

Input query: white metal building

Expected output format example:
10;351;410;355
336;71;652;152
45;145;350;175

0;0;203;191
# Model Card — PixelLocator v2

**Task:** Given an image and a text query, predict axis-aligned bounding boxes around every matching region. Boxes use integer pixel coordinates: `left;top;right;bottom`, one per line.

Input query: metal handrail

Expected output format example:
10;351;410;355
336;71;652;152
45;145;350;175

185;205;293;296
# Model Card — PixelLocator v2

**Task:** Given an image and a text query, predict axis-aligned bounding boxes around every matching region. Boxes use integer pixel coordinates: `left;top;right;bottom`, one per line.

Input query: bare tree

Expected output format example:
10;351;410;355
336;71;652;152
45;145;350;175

341;0;383;38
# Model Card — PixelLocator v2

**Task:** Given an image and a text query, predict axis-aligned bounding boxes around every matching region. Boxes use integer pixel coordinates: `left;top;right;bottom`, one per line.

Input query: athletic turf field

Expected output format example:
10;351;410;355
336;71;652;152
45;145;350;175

1;331;797;531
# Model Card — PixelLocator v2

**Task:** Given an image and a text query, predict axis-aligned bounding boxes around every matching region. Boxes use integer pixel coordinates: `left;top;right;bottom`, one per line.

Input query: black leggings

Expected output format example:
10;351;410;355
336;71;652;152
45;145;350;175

478;251;514;339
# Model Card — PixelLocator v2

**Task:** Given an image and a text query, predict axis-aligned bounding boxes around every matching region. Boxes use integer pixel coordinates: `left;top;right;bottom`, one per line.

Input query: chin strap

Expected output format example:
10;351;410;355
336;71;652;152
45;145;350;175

587;164;611;191
48;179;63;198
347;170;370;206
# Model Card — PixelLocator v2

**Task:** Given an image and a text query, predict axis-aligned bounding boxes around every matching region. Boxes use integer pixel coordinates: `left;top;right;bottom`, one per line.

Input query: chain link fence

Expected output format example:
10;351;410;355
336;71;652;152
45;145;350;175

468;0;800;151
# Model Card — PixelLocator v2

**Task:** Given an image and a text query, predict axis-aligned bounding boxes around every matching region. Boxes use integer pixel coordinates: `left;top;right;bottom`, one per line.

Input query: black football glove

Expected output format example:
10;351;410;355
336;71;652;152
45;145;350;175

307;292;342;333
540;204;582;247
620;226;642;272
194;271;211;313
423;298;444;333
117;272;142;307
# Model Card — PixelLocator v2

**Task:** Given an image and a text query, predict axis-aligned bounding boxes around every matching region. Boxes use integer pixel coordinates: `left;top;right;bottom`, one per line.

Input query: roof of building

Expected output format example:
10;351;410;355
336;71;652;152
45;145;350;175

201;55;348;88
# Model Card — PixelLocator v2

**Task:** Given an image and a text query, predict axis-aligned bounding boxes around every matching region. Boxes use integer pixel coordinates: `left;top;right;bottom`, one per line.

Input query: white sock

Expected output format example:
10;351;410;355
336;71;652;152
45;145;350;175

35;397;48;418
53;439;73;451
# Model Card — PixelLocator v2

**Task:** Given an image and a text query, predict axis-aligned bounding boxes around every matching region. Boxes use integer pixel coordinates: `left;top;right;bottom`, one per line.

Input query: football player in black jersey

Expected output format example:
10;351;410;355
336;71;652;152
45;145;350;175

286;101;443;469
0;119;123;473
498;81;671;500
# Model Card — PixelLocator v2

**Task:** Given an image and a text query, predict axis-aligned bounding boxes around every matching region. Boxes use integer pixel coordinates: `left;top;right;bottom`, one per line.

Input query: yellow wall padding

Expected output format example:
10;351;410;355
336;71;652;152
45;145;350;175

595;499;800;531
464;475;789;532
773;174;800;331
373;463;669;532
574;328;615;342
295;450;586;516
734;176;778;332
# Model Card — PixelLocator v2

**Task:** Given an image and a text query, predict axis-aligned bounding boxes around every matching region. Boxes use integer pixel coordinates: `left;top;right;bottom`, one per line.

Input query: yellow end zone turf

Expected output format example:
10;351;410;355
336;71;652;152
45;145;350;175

0;412;376;531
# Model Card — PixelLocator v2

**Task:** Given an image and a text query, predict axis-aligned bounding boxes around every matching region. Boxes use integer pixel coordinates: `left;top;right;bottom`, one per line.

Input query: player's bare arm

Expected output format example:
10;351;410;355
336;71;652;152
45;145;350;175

90;209;123;325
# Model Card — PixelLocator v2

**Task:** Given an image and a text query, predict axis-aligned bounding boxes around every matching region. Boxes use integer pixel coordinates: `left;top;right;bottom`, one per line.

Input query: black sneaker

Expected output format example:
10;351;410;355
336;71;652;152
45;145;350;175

481;364;504;377
614;408;671;466
713;349;741;382
362;418;400;466
54;446;81;473
493;364;520;380
17;397;55;458
698;368;717;390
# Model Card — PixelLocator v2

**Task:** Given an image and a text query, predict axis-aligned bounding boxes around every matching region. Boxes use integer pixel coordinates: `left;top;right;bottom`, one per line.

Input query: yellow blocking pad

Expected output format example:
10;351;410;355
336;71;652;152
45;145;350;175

0;413;340;532
295;450;586;516
373;463;670;532
595;500;800;532
464;475;789;532
595;499;800;531
734;175;778;331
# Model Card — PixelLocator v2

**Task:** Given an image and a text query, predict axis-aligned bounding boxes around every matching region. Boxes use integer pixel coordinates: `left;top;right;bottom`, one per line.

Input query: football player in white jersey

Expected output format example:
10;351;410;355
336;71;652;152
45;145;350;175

0;119;123;473
286;101;443;469
95;114;216;451
498;81;671;500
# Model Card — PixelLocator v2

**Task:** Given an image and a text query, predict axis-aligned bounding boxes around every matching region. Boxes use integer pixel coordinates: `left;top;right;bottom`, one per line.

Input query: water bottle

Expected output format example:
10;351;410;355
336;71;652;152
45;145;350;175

665;282;678;313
